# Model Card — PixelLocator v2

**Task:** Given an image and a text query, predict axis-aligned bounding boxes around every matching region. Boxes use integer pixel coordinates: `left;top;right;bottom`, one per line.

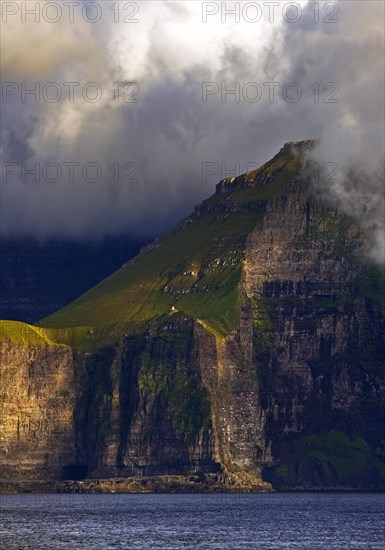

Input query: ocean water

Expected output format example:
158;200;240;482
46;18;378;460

0;492;384;549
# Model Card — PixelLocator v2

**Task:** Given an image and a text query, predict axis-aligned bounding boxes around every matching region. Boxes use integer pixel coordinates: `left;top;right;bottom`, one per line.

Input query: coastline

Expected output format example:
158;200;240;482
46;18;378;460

0;474;271;494
1;476;384;494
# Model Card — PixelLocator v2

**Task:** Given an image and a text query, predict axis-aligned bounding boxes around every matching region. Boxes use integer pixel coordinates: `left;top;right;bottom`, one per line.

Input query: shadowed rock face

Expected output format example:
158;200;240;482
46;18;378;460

242;177;385;488
1;142;384;490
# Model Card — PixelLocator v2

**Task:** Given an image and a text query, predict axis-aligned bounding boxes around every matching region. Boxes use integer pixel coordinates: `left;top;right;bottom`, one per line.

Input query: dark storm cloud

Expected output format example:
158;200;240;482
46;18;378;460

1;1;384;261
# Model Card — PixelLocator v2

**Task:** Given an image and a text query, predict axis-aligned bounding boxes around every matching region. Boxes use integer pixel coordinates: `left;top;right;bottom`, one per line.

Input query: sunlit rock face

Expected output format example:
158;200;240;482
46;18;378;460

1;142;384;491
0;343;77;481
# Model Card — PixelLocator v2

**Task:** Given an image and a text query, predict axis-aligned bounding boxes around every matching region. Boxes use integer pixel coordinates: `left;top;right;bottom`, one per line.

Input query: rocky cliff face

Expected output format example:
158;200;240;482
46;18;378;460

242;177;385;488
1;141;384;491
0;342;77;481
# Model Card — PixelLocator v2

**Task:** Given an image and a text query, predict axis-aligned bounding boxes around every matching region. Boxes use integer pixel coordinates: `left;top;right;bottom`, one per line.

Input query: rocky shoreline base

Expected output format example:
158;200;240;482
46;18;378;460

0;473;272;494
1;477;383;494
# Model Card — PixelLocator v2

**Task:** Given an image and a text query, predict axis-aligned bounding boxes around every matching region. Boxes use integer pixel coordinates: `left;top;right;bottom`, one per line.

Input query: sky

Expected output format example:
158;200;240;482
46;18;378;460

1;0;384;261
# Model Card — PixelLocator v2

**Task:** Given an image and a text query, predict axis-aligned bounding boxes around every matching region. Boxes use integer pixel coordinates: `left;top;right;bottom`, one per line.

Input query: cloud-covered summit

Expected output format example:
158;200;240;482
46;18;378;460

1;1;384;261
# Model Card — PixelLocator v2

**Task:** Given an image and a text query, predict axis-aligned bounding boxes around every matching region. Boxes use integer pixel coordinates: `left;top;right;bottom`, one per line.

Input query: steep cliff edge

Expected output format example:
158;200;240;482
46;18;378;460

1;141;384;491
0;341;77;481
242;177;385;488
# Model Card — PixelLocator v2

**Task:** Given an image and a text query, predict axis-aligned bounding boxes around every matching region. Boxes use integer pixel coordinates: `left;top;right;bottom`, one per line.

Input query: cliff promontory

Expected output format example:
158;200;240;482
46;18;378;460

1;141;384;492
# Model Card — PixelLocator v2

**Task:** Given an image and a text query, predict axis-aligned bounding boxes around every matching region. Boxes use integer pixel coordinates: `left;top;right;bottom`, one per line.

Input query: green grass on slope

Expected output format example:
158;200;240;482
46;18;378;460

0;320;63;347
4;150;301;348
38;211;265;336
0;319;154;350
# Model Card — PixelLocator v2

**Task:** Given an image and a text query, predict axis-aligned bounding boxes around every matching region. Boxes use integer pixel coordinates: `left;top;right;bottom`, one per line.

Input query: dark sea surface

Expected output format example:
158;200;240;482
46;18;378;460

0;492;384;549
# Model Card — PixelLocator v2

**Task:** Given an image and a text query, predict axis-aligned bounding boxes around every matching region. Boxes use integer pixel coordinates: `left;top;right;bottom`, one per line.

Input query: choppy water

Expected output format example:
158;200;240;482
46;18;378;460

0;492;384;549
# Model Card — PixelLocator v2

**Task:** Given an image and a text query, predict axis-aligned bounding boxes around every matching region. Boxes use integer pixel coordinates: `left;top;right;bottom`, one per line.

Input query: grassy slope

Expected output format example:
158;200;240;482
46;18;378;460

1;149;301;349
0;320;63;346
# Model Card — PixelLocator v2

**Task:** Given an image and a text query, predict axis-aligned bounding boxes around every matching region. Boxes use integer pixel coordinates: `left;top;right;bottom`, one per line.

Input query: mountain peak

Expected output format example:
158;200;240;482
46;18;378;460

39;140;318;335
279;139;318;158
215;139;317;195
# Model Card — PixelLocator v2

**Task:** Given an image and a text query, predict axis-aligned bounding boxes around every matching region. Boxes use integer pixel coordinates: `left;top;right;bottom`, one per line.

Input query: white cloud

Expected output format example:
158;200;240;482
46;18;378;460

0;1;384;263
